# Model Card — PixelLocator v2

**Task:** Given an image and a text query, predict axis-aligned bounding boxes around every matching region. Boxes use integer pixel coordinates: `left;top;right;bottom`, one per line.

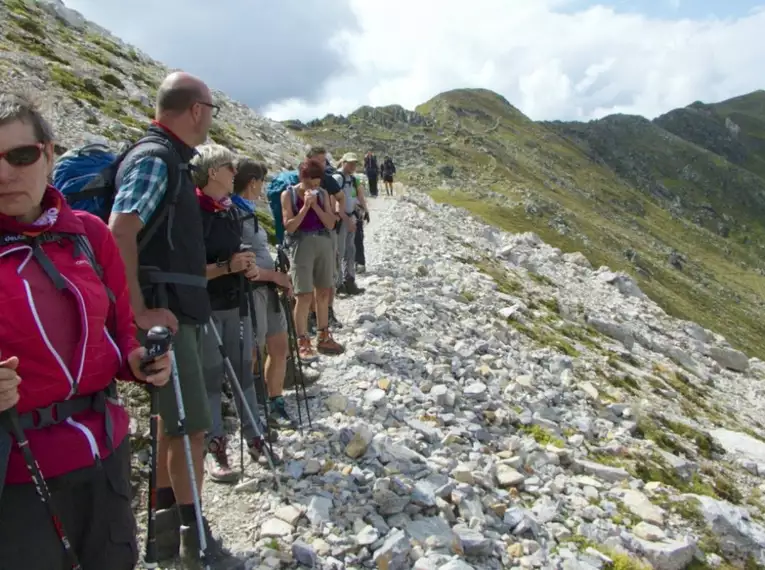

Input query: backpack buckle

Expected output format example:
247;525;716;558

31;403;57;429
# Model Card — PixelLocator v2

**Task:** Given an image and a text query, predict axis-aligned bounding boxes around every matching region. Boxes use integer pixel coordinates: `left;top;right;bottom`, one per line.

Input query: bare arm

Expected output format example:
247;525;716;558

357;181;368;211
206;263;230;280
109;212;148;316
282;190;310;234
334;191;351;222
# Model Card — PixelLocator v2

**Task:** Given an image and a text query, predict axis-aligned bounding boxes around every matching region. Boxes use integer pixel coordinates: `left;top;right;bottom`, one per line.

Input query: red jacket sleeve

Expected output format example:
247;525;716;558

76;212;143;383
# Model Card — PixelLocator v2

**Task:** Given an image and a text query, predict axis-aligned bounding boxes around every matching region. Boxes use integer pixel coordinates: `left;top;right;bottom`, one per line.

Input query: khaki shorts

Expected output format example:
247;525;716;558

138;324;212;437
251;285;288;348
290;232;334;295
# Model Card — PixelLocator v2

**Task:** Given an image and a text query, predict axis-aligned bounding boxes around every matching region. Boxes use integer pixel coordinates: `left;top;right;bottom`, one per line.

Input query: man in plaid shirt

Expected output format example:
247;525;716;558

110;71;244;570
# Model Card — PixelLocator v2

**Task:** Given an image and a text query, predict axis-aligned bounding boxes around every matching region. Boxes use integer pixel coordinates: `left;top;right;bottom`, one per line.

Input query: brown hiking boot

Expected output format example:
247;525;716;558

317;328;344;355
205;436;239;484
298;335;319;363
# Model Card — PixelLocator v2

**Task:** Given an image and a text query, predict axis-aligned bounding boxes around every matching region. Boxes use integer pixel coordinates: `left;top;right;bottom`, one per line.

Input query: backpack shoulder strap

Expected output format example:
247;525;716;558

289;186;298;214
121;135;186;253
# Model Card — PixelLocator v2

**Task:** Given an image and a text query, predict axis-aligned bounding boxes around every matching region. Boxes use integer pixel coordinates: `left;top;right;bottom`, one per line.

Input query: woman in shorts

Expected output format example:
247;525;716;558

281;159;343;361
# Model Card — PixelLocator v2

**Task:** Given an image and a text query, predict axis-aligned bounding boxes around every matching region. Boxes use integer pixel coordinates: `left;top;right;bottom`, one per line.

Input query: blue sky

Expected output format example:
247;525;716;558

64;0;765;122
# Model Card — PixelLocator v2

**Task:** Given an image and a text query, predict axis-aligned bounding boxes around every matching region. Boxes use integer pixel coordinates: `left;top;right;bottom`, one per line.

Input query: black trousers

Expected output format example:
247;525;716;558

355;217;366;266
0;439;137;570
367;175;379;197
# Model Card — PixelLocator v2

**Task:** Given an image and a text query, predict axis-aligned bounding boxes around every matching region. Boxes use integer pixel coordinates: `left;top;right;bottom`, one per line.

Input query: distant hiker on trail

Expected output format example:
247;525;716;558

381;155;396;196
109;73;243;569
191;144;282;484
231;158;299;431
364;150;379;197
282;159;344;362
333;152;368;294
0;92;172;569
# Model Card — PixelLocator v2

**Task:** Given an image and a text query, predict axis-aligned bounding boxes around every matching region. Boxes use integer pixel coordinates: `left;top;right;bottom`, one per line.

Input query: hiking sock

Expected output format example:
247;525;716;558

157;487;177;510
179;503;200;526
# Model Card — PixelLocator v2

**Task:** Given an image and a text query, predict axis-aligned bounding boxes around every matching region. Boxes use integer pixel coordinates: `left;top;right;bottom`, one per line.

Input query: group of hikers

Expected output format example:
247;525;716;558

0;70;396;570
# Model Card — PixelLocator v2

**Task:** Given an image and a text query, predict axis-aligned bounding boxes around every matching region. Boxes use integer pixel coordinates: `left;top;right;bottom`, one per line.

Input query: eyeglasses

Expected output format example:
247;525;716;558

0;143;43;167
197;101;221;117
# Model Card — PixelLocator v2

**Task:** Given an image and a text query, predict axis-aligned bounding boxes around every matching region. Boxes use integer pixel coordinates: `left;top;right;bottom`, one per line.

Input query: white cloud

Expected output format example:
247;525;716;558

261;0;765;122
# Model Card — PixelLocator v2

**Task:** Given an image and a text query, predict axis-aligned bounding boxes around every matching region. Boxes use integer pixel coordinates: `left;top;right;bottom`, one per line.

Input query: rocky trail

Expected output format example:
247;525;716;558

130;188;765;570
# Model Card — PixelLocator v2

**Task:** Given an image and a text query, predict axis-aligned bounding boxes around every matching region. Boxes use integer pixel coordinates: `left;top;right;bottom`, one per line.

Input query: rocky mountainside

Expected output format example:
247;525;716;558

290;89;765;364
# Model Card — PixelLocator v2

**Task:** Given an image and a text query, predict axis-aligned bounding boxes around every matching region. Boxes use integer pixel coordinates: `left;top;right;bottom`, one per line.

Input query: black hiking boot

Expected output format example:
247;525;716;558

344;279;365;296
284;357;321;391
328;306;343;329
336;283;348;295
155;506;181;563
180;517;245;570
268;395;298;430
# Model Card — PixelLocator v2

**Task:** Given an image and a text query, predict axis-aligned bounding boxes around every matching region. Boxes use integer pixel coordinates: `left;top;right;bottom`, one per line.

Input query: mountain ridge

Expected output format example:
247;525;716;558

289;87;765;362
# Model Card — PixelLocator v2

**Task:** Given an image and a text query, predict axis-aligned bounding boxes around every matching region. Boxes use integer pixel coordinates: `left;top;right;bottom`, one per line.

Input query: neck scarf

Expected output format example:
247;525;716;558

230;193;255;214
0;185;62;238
196;187;232;213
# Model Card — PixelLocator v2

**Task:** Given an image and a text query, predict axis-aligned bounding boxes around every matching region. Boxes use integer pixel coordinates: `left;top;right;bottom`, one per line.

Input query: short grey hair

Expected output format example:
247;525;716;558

190;143;236;188
0;91;54;143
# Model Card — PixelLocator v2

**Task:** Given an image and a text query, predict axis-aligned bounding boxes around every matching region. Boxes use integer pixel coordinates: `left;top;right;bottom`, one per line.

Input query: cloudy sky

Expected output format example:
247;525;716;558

64;0;764;123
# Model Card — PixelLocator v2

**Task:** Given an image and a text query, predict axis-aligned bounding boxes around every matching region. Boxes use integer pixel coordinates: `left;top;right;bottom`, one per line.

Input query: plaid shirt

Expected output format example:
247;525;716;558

112;155;168;225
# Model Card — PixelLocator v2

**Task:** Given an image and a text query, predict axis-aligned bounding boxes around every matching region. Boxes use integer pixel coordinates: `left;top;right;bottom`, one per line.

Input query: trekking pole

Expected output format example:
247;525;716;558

207;318;282;491
281;291;312;429
142;326;173;569
168;350;209;567
0;408;82;569
275;246;312;429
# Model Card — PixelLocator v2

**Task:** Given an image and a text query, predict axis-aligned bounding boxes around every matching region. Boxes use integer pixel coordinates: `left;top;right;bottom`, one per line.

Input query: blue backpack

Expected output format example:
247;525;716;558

52;143;119;219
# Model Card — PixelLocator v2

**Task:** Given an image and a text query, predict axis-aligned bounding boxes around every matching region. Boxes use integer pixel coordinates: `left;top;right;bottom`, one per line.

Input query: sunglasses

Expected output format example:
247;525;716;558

0;143;43;167
197;101;221;117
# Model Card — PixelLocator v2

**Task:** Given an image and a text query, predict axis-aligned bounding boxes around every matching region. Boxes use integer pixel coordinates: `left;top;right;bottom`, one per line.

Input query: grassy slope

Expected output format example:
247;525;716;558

290;88;765;359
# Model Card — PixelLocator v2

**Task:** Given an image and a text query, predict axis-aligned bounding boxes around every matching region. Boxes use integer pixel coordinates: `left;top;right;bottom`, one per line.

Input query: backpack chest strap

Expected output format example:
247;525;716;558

15;382;120;452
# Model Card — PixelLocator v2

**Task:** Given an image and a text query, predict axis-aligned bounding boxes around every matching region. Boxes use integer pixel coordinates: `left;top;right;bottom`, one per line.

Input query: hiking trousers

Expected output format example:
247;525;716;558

0;439;137;570
367;174;378;197
201;308;260;443
355;217;366;266
336;217;356;286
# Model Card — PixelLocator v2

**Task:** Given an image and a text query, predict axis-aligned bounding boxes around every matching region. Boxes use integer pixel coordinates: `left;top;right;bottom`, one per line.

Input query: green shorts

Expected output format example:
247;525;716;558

138;324;212;437
290;232;335;295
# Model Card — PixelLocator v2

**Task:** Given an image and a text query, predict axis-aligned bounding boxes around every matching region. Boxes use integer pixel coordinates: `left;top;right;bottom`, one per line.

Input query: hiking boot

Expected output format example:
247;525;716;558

317;328;344;355
328;306;343;329
268;395;297;430
180;516;245;570
155;506;181;562
284;357;321;390
298;335;319;363
344;279;365;296
307;311;317;335
248;437;283;466
336;283;348;295
205;436;239;484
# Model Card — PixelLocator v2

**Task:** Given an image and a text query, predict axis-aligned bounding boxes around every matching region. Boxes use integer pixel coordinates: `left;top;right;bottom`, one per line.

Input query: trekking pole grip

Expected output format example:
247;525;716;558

141;326;173;375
